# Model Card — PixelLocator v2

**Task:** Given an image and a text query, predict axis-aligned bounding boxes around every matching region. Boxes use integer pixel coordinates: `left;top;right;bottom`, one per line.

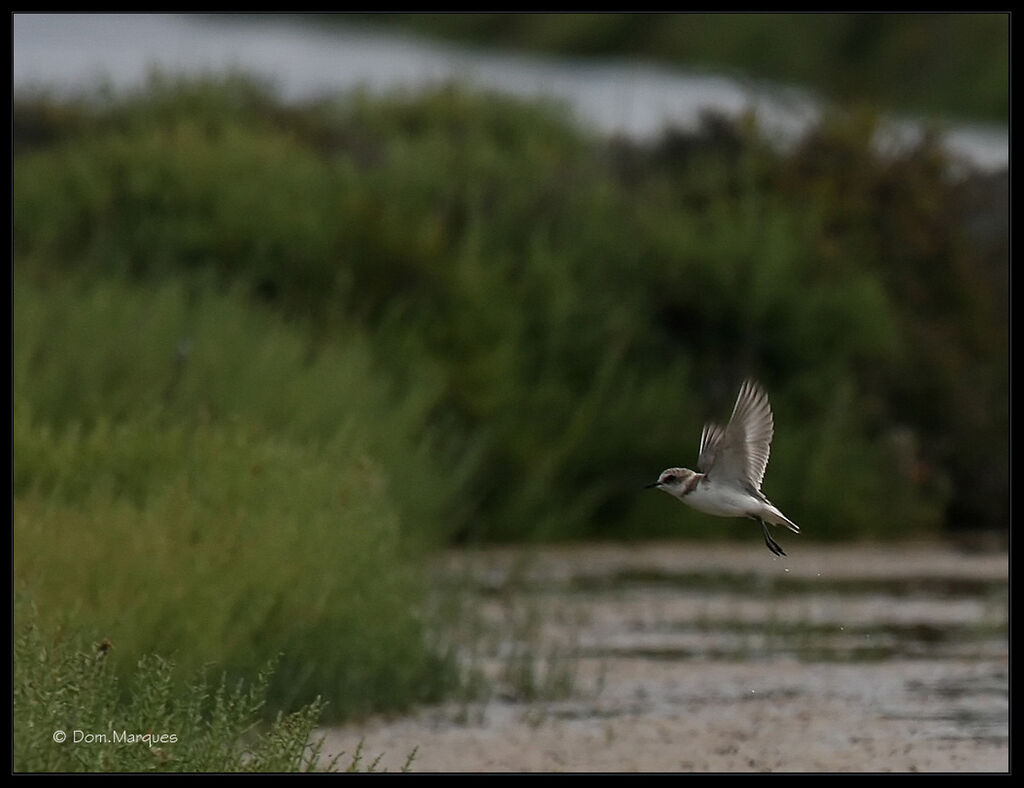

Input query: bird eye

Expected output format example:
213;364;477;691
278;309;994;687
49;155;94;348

663;474;677;483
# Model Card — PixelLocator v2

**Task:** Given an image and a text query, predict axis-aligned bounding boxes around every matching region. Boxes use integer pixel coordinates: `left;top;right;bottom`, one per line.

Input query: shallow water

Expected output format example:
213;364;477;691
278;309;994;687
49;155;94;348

321;542;1007;772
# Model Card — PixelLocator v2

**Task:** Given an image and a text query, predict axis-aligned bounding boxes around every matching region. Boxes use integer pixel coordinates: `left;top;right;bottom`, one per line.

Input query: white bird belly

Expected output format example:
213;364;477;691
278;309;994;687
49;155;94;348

682;481;757;518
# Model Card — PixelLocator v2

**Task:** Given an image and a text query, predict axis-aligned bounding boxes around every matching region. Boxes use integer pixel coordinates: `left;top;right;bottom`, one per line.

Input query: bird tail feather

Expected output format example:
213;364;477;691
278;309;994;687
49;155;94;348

764;505;800;534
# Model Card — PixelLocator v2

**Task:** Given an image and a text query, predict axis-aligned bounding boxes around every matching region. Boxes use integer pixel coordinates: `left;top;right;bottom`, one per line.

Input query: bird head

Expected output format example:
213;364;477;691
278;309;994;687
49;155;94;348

646;467;698;499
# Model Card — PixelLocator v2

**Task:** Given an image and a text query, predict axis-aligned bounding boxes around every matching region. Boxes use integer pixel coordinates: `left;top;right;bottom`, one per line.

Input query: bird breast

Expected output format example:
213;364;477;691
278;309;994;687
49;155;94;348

680;478;757;518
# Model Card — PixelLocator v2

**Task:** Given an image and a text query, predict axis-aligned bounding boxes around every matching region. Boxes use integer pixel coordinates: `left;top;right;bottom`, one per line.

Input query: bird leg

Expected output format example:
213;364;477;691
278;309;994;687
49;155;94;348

759;519;787;557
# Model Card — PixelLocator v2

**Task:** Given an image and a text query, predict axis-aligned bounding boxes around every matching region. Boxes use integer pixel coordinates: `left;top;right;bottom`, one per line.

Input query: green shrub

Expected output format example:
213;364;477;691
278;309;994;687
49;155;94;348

14;606;335;772
14;277;463;719
14;77;1004;549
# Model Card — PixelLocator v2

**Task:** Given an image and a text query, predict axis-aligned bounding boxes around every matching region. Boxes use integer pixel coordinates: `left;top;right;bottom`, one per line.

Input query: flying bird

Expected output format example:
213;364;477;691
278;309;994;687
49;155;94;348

648;380;799;556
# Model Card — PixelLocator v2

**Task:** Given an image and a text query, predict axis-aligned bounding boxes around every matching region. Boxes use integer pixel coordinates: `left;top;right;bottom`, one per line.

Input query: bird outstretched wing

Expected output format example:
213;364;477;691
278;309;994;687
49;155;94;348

702;380;774;490
697;422;726;473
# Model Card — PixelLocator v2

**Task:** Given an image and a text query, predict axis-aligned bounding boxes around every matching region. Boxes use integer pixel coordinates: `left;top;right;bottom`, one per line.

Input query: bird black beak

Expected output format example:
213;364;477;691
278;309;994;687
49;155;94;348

644;481;662;489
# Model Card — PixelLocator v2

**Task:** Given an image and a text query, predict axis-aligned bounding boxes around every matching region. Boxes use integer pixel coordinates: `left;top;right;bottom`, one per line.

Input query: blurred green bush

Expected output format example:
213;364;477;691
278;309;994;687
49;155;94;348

14;78;1006;544
14;76;1007;720
14;276;463;718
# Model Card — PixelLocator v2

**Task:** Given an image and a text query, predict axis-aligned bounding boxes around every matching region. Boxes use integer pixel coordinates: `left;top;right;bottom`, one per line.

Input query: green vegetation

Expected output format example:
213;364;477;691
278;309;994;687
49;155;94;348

14;274;463;723
14;77;1006;543
14;605;422;771
13;74;1007;745
342;13;1009;124
14;607;335;772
